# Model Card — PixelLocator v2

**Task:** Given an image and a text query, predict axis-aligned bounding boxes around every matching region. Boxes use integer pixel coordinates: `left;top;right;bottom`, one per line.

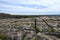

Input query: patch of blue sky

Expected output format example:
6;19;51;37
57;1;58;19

0;0;47;9
0;0;60;15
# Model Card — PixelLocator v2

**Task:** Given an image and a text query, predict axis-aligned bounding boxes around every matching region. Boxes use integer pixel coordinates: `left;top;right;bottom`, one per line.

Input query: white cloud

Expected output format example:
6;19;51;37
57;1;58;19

0;0;60;15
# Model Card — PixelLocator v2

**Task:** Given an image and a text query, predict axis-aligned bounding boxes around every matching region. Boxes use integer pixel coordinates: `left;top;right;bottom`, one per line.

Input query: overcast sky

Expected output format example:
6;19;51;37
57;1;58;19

0;0;60;15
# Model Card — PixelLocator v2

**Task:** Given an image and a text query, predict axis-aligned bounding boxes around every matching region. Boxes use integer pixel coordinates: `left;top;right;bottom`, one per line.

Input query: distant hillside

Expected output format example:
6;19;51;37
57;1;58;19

0;13;11;18
0;13;10;15
0;13;60;19
0;13;35;18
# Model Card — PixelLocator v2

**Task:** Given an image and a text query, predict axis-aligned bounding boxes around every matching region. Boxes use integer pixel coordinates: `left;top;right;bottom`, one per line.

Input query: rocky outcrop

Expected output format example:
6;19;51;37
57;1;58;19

0;16;60;40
